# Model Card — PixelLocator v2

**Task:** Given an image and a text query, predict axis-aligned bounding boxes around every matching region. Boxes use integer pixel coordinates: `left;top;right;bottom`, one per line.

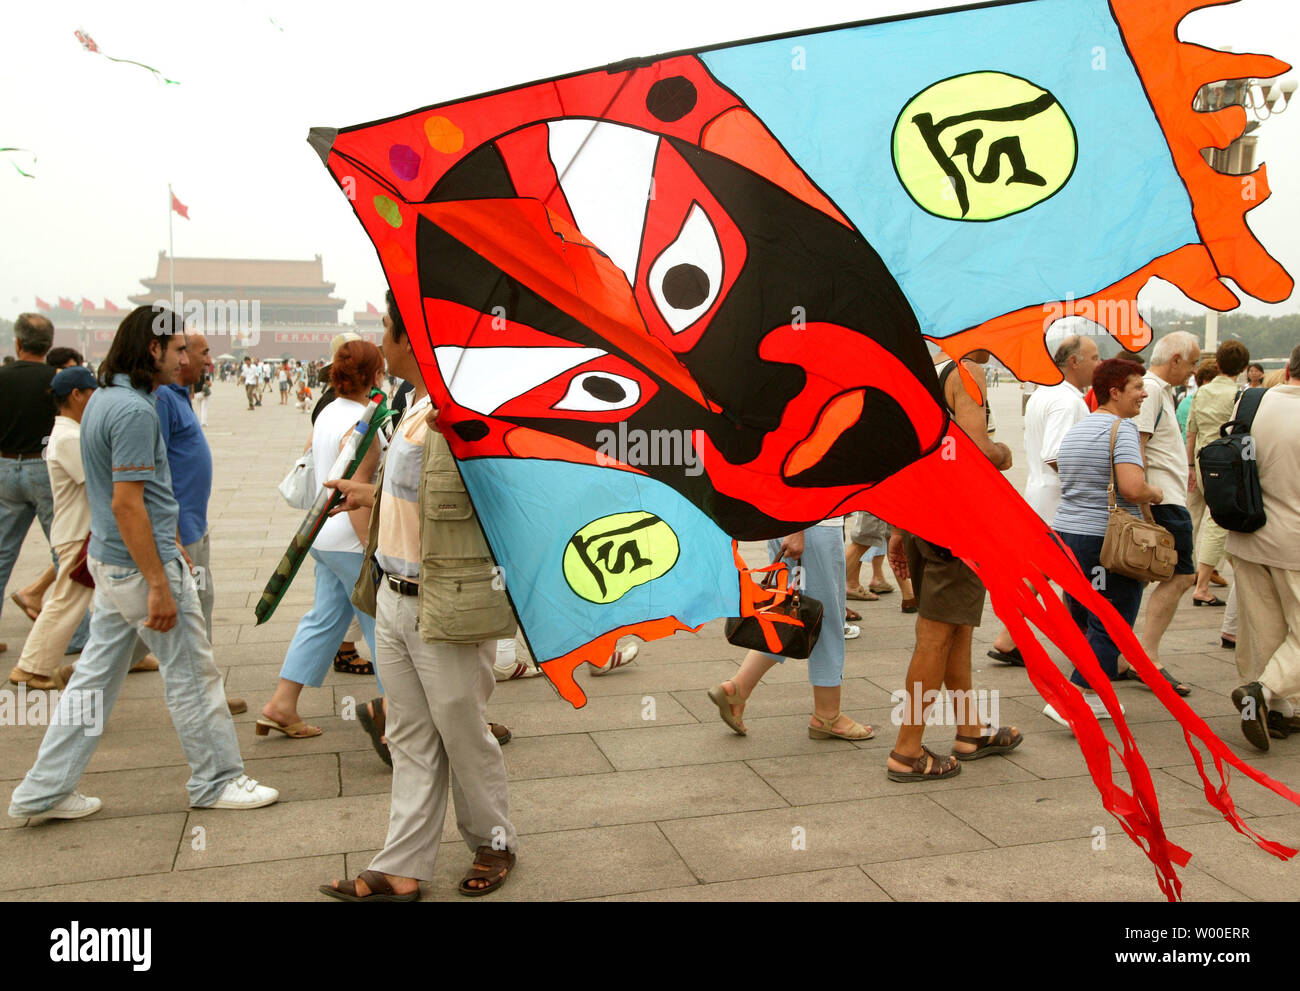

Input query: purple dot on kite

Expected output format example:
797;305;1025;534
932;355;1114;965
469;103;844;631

646;76;697;122
373;195;403;228
389;144;421;181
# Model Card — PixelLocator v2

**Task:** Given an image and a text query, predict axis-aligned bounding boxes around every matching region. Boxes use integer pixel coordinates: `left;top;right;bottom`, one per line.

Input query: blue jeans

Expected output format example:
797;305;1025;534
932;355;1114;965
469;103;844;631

1055;530;1145;689
0;457;56;620
759;526;847;688
9;557;244;814
278;549;380;690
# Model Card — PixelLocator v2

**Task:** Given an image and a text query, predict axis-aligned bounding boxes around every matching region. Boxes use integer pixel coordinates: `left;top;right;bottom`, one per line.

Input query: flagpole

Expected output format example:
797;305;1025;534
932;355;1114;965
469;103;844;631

168;183;175;311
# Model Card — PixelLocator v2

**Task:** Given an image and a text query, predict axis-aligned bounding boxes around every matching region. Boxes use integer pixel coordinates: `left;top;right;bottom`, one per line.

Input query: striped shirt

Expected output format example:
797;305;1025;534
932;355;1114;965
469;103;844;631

376;395;431;580
1052;412;1145;538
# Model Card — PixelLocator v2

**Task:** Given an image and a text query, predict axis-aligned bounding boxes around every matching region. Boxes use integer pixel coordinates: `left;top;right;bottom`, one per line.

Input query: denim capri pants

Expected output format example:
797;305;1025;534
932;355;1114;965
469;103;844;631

279;548;381;691
760;525;847;687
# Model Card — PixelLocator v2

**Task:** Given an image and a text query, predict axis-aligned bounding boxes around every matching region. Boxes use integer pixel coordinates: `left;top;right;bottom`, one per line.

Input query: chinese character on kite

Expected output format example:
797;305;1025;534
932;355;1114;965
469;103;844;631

309;0;1297;899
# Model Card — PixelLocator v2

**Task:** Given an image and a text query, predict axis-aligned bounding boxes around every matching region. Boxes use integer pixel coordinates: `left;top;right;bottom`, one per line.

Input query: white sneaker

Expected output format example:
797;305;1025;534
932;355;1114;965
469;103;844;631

844;624;861;640
493;660;541;682
39;792;102;820
590;642;639;677
206;775;279;810
1043;694;1124;731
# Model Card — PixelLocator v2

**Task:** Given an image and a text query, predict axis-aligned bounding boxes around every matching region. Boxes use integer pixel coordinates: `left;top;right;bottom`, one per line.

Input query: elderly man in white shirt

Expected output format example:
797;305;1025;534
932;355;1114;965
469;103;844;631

987;332;1097;665
1134;330;1201;696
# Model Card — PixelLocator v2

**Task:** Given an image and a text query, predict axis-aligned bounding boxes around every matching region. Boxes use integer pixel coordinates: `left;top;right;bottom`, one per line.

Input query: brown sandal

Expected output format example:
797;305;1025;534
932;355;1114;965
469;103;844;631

333;647;374;676
707;681;748;736
319;869;419;902
887;745;961;782
953;725;1023;761
458;845;516;897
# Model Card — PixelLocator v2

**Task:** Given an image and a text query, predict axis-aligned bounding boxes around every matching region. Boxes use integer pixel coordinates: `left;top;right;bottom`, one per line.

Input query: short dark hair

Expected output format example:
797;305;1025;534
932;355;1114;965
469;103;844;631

1247;362;1265;376
46;347;84;368
1093;358;1145;404
99;305;183;391
14;313;54;356
1215;340;1249;378
1289;345;1300;380
385;289;407;344
1194;358;1218;387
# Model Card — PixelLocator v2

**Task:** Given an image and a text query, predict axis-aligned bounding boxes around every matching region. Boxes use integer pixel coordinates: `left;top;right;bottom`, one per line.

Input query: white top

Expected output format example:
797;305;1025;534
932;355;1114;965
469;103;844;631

1226;385;1300;570
1133;371;1188;507
241;364;259;385
312;398;371;553
46;415;91;548
816;516;845;528
1023;380;1088;522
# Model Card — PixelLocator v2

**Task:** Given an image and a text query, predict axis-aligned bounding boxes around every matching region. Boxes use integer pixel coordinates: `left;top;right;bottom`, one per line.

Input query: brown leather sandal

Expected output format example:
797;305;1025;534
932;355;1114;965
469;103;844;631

458;846;516;897
319;869;419;902
887;745;961;782
952;724;1023;761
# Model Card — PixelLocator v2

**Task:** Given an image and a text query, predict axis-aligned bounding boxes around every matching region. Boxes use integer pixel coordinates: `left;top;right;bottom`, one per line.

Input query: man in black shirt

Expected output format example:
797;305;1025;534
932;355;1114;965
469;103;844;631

0;314;59;653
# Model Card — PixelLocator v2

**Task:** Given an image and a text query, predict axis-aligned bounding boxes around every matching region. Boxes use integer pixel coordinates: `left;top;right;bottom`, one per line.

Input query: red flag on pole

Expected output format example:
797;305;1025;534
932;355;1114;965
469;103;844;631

366;302;380;315
81;297;95;310
35;297;51;312
104;299;120;312
171;192;189;219
58;297;75;310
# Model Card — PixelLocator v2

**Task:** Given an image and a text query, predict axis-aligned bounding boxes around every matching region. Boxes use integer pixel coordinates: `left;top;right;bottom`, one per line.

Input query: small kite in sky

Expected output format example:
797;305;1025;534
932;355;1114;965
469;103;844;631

311;0;1296;899
0;147;35;178
74;28;179;86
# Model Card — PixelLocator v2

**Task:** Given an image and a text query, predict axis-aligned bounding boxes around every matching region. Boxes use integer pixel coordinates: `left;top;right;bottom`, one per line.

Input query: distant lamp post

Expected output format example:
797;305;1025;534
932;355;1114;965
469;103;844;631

1193;54;1294;350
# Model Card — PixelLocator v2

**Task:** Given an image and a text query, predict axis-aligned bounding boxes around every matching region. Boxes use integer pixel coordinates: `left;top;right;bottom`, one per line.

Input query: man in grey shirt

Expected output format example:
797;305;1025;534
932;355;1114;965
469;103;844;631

9;306;278;822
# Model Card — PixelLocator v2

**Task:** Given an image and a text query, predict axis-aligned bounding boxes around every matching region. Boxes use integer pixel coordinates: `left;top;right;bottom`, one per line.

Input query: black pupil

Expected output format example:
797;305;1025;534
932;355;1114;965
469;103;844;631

582;375;626;403
662;263;710;310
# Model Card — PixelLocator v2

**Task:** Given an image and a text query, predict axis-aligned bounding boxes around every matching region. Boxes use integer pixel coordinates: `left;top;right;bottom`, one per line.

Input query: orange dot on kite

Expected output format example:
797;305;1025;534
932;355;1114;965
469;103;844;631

424;116;464;153
373;195;402;228
380;241;414;275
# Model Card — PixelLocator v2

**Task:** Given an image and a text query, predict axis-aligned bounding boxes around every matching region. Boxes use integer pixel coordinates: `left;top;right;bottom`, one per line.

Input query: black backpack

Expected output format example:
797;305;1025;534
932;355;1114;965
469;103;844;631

1197;387;1267;533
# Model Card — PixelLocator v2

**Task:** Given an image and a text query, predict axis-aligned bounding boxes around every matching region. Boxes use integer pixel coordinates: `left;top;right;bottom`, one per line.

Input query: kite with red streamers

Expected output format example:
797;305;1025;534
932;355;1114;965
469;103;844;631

309;0;1297;899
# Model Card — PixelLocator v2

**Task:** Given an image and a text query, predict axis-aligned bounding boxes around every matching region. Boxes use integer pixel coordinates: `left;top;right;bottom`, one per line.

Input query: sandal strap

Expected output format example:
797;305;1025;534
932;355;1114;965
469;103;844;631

465;845;514;881
812;712;842;729
889;745;952;775
357;869;395;895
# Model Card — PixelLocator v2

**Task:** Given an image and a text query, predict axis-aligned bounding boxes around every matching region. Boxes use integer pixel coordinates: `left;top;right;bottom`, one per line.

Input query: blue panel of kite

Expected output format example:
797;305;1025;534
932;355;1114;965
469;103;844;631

701;0;1200;338
459;458;740;659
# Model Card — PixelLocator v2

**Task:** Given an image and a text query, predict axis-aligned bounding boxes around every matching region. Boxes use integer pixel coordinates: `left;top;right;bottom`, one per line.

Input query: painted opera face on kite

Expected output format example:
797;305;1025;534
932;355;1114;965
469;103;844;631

408;66;948;540
314;0;1298;900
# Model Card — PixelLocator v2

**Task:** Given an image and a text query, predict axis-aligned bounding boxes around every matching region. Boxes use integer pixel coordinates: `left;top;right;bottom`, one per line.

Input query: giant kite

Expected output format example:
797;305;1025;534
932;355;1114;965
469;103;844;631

309;0;1298;899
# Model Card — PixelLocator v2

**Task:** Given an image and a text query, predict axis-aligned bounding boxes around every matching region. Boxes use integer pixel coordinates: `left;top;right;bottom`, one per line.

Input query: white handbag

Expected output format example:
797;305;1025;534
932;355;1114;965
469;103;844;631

277;452;317;510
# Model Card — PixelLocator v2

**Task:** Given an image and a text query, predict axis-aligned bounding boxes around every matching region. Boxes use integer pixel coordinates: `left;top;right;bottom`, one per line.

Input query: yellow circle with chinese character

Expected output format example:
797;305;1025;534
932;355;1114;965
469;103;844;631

892;71;1076;222
563;512;680;604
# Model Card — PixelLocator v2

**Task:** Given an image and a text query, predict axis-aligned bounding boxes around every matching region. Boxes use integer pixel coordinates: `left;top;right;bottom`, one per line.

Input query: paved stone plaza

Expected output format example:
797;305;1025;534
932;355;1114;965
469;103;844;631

2;376;1298;901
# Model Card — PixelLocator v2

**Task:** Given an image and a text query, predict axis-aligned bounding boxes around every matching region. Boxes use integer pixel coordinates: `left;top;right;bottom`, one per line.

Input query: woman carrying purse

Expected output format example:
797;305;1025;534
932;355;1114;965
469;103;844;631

1044;358;1187;727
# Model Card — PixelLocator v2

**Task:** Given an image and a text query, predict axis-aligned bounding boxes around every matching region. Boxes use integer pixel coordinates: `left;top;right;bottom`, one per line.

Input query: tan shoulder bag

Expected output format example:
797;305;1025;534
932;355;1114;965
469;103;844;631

1098;419;1178;583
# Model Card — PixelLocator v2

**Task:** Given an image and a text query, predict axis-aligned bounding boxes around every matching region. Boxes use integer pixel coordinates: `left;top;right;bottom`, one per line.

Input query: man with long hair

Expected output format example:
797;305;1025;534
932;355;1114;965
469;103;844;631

9;306;277;822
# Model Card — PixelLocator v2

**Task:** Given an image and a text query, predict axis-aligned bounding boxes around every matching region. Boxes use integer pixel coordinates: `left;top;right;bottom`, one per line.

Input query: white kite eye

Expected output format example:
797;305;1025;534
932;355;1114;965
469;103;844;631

648;202;723;333
553;371;642;411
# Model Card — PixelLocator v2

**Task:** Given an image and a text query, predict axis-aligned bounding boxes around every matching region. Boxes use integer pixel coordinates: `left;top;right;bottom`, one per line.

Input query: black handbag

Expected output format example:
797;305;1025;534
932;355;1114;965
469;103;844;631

725;560;824;659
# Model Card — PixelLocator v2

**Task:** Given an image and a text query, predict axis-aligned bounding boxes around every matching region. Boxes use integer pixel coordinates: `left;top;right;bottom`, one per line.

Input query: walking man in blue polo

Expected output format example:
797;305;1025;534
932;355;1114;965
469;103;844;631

9;306;277;821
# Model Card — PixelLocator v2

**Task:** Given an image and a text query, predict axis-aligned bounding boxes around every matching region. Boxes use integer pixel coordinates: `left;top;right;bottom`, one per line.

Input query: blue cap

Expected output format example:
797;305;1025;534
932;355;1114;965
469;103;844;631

51;366;97;397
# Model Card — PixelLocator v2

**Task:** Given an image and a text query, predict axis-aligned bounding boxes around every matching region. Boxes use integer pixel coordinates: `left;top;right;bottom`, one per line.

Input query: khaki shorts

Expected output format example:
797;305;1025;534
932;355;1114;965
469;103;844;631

903;532;986;628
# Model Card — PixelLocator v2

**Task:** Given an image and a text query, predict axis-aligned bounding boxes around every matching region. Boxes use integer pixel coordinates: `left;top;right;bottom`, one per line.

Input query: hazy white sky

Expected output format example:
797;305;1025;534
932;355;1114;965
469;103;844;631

4;0;1298;323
